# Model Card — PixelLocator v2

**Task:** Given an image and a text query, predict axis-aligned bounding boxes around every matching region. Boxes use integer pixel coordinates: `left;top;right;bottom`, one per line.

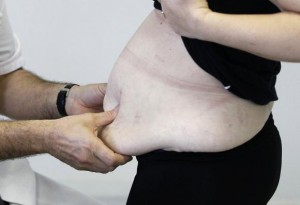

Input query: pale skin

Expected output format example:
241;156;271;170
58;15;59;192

101;9;273;156
0;69;131;173
160;0;300;62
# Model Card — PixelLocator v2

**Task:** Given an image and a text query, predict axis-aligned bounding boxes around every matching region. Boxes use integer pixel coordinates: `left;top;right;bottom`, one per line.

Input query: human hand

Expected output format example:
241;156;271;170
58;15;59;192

160;0;211;39
44;110;132;173
65;83;107;115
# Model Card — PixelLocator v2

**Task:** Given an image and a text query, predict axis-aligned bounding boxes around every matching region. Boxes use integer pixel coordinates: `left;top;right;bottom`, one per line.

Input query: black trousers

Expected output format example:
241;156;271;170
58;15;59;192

127;114;282;205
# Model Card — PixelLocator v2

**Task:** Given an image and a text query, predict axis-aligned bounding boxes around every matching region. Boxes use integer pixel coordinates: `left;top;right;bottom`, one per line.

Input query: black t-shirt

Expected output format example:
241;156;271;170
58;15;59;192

153;0;281;105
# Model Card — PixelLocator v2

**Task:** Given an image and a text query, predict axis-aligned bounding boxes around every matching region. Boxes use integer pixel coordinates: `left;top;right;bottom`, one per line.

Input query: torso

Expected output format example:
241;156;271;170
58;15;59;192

102;10;273;156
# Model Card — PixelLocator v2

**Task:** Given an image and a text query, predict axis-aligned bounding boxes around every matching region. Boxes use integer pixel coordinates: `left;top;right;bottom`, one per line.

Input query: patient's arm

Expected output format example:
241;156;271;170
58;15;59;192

161;0;300;62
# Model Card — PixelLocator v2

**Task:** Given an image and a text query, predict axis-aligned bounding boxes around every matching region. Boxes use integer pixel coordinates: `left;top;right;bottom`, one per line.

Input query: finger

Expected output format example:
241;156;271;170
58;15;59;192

94;109;118;127
76;156;116;173
60;149;115;173
92;137;123;167
88;156;118;173
89;153;131;173
87;140;132;173
97;83;107;96
114;153;133;165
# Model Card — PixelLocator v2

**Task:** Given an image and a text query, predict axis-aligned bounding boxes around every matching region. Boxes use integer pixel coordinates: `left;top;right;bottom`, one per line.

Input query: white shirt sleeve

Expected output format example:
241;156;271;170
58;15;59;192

0;0;25;75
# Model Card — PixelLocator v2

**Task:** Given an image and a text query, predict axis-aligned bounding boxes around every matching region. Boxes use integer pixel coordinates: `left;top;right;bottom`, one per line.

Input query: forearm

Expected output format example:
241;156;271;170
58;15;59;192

0;69;130;170
0;68;65;119
202;11;300;62
0;119;50;159
0;111;129;172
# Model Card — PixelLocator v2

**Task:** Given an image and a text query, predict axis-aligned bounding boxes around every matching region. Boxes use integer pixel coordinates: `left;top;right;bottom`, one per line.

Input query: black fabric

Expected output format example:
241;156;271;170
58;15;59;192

56;83;78;116
0;196;9;205
153;0;281;105
126;114;282;205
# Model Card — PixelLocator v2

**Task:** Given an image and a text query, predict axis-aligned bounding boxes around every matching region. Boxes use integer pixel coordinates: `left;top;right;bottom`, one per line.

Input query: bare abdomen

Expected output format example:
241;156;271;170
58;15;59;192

102;10;273;156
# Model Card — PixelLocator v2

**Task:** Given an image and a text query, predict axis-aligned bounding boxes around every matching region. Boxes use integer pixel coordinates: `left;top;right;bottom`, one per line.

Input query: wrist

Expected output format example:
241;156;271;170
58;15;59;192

56;84;79;117
41;119;59;155
33;120;53;153
0;120;51;159
191;9;216;41
198;11;226;43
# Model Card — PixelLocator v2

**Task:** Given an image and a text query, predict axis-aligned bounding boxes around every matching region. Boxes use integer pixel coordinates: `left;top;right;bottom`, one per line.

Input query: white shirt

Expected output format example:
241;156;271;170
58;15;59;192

0;0;36;204
0;0;24;74
0;2;105;204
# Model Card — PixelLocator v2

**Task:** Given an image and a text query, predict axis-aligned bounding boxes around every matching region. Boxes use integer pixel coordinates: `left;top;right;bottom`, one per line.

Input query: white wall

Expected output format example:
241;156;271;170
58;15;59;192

271;62;300;203
5;0;300;204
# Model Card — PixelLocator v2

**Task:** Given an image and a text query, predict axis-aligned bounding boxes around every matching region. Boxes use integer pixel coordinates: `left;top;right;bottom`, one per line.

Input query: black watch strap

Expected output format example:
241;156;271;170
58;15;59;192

56;84;78;116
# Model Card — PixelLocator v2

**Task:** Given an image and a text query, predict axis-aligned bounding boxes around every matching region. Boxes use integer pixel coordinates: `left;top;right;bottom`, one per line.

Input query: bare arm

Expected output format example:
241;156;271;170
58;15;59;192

202;11;300;62
0;69;64;119
0;111;128;173
161;0;300;62
0;120;46;159
0;68;107;119
0;69;131;172
0;0;131;172
270;0;300;12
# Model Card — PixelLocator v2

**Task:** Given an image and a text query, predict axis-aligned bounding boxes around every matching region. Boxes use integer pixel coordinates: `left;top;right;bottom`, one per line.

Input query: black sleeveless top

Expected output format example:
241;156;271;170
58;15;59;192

153;0;281;105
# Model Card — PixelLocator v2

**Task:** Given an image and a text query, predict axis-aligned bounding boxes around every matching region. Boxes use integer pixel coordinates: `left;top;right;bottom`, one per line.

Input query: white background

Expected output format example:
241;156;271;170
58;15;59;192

5;0;300;204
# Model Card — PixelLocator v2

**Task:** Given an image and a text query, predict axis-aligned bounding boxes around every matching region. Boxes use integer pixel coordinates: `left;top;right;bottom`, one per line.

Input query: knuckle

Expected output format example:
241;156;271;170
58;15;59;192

104;153;120;167
72;161;86;171
75;165;85;171
96;165;111;174
102;166;116;173
100;169;109;174
107;166;116;172
75;153;91;165
105;156;116;167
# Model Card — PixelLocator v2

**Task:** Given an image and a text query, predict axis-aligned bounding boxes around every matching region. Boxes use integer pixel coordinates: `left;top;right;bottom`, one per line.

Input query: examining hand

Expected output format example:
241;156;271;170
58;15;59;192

44;110;132;173
160;0;211;39
65;83;107;116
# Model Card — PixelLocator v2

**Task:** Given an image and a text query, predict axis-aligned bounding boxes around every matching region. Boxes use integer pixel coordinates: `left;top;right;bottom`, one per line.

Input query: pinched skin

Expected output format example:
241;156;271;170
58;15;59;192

102;10;273;156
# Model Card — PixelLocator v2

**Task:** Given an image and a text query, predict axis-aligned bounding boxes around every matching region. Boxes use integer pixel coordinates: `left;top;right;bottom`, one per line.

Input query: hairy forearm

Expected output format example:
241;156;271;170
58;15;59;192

0;112;128;172
0;119;49;159
0;69;65;119
202;11;300;62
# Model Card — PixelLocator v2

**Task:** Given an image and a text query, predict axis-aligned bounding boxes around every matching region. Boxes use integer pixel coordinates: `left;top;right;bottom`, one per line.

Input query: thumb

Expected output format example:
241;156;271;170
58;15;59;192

98;83;107;95
94;109;118;127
